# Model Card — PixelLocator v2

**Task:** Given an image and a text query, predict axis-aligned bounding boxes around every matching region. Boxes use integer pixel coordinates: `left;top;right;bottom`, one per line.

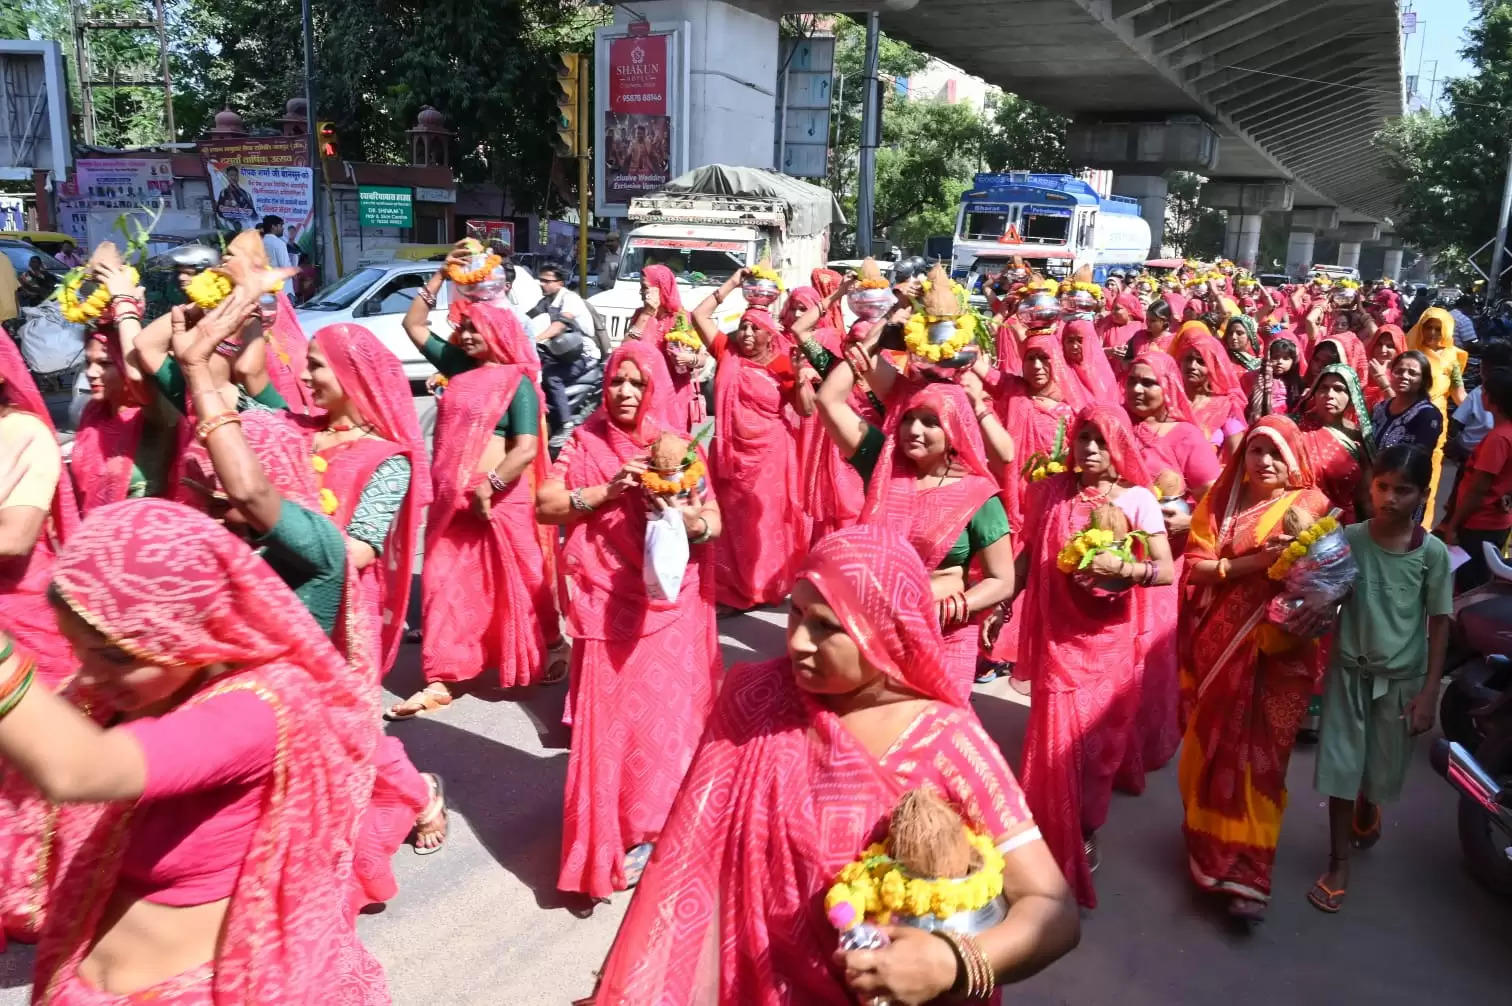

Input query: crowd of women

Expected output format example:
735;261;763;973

0;232;1504;1004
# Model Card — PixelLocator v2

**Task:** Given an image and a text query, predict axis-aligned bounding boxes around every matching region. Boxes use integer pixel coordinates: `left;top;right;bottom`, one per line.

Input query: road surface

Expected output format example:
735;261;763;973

2;604;1508;1004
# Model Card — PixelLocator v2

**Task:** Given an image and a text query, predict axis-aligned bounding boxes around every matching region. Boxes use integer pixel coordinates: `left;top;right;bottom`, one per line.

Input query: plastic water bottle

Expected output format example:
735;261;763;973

829;904;890;951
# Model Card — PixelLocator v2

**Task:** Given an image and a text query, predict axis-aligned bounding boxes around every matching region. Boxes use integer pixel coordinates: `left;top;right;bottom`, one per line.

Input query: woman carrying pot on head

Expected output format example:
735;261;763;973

390;279;566;718
689;268;815;610
537;341;722;904
590;525;1078;1005
1012;405;1173;906
816;346;1015;690
1062;318;1120;402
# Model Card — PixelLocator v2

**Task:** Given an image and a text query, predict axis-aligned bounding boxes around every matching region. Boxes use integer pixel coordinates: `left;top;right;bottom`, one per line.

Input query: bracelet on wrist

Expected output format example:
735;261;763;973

195;410;242;443
569;488;596;513
418;287;438;309
487;471;508;493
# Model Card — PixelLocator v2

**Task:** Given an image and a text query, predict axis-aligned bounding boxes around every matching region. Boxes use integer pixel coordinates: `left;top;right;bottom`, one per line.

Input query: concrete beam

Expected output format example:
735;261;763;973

1150;0;1292;58
1131;0;1214;39
1200;178;1294;213
1176;0;1377;76
1242;90;1366;134
1111;0;1163;20
1325;222;1381;243
1291;207;1340;232
1221;70;1379;120
1067;117;1221;173
1166;0;1338;71
1204;41;1389;100
1269;121;1379;163
1207;51;1393;112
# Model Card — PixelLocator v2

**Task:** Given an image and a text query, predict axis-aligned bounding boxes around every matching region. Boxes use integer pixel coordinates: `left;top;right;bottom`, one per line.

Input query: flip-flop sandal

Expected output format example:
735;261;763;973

543;641;571;685
384;683;453;721
1307;877;1347;913
412;774;447;856
623;842;654;888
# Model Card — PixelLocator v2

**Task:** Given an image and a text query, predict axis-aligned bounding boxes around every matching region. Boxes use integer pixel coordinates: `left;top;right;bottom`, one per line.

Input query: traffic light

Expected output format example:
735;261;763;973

549;53;582;157
317;120;339;161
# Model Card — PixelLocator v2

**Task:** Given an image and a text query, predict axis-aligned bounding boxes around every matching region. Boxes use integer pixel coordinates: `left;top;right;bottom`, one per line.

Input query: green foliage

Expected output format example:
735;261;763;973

1375;3;1512;283
1165;171;1224;259
978;93;1070;174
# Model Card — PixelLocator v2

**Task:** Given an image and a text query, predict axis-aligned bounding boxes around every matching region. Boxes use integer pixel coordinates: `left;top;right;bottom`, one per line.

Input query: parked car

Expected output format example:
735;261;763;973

1257;273;1291;288
294;259;542;386
0;238;69;280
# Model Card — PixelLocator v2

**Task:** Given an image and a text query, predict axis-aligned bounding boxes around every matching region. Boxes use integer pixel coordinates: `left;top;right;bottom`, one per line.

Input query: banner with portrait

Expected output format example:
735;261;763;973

200;137;315;253
595;22;689;217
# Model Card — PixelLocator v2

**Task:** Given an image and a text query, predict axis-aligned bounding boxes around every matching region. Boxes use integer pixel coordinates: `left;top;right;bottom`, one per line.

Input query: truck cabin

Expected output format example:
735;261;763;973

615;234;752;290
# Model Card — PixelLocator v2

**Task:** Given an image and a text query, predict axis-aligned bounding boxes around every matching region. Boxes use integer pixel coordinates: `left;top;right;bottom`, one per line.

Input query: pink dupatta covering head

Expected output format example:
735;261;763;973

263;292;315;414
1096;292;1146;349
0;336;78;543
1130;346;1202;428
811;268;846;335
450;299;541;374
71;327;152;515
859;382;999;569
559;340;706;641
310;323;433;670
1063;318;1119;401
1073;404;1151;487
176;409;321;512
37;500;386;1004
1021;331;1090;412
639;263;684;341
593;526;965;1004
1171;327;1247;436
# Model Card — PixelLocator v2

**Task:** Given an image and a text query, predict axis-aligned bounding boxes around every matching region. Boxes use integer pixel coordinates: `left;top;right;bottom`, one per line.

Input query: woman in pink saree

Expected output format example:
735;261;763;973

1170;325;1247;460
1062;318;1119;401
391;300;562;717
537;341;723;902
816;358;1015;688
0;499;386;1004
1096;292;1145;351
626;263;701;431
590;525;1078;1005
692;272;811;609
1014;406;1173;906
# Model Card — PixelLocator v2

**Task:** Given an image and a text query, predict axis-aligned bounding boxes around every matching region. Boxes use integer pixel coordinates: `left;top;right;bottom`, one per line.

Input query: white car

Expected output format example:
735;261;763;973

294;260;543;386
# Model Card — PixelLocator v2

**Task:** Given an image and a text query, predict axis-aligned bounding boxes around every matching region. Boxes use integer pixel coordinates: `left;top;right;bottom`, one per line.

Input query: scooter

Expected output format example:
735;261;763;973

1439;541;1512;749
1432;542;1512;896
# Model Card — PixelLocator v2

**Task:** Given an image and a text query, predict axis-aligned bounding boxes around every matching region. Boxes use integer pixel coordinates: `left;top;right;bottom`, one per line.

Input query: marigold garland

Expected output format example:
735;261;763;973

1266;513;1339;580
58;267;136;324
746;262;783;289
902;310;978;363
824;828;1005;929
311;455;328;474
185;269;233;309
664;320;703;352
641;458;706;495
1056;527;1150;574
1021;418;1068;482
446;252;502;286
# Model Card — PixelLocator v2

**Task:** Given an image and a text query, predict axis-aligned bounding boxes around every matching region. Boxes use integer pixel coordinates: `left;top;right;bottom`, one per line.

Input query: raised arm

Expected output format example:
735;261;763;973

93;249;149;393
404;243;471;352
690;269;746;347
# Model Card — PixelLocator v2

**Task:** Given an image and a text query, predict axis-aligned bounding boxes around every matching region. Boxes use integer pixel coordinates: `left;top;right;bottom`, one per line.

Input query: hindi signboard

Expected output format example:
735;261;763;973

358;186;414;228
200;137;315;253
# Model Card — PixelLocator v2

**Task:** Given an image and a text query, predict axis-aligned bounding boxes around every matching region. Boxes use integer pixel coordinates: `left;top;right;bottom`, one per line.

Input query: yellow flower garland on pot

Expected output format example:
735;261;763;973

824;828;1005;927
745;262;783;289
664;325;703;352
1267;513;1339;581
59;267;135;324
185;269;233;309
902;310;977;363
641;458;706;495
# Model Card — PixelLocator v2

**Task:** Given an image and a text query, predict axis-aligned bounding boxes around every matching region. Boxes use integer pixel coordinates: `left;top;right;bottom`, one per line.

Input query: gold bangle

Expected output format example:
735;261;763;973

195;411;242;443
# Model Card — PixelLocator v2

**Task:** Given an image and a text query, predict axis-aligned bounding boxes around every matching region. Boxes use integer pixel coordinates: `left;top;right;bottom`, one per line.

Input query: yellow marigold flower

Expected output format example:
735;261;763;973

904;878;933;917
879;869;907;912
1047;460;1066;474
318;488;339;515
311;455;328;473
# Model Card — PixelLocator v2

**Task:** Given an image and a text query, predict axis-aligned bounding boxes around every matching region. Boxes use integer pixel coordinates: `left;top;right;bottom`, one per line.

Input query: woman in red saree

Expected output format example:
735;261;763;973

1171;326;1246;460
1293;363;1372;523
1015;406;1174;907
1117;349;1223;790
626;263;701;431
1178;417;1331;923
590;525;1078;1005
1096;292;1145;352
816;360;1015;689
0;499;386;1004
537;341;723;902
692;271;811;609
392;299;562;717
1062;318;1119;401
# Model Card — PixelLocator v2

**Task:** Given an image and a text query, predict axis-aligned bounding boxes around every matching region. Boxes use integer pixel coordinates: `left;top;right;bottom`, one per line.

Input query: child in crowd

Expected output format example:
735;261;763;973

1436;368;1512;592
1308;444;1453;914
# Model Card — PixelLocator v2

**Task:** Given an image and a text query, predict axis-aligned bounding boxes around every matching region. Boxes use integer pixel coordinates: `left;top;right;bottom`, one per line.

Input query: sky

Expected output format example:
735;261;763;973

1403;0;1477;112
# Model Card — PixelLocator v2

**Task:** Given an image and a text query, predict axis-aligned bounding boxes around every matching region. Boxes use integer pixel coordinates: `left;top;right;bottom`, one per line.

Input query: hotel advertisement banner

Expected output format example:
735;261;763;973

595;22;689;217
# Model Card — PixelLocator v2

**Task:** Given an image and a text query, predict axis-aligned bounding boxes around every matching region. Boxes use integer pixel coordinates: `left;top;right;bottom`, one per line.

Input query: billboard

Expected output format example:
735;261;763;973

55;157;177;244
200;137;315;253
594;21;690;217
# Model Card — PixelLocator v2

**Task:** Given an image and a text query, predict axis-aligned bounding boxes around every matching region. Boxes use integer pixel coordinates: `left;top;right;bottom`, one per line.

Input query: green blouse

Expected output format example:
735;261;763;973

256;499;347;634
847;425;1010;569
152;357;286;415
422;335;540;437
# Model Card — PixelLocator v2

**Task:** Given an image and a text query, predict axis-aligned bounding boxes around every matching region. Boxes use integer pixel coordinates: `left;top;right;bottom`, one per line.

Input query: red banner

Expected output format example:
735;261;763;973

608;34;668;115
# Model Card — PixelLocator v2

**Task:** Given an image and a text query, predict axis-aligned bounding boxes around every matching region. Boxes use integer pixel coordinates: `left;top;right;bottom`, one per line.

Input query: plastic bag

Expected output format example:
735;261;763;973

1266;526;1356;636
643;507;690;601
17;303;85;375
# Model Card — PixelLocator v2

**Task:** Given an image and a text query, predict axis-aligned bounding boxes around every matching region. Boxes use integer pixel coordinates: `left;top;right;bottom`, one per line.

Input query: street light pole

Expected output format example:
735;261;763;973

301;0;323;279
1489;139;1512;300
856;12;880;256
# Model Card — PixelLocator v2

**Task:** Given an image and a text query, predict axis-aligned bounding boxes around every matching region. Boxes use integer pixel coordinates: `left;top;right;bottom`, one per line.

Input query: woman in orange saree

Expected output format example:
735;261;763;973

1177;416;1331;923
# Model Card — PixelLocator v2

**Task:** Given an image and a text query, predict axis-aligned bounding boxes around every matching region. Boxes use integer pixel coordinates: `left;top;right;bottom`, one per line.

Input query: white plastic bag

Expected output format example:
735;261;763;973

644;507;690;601
18;303;85;375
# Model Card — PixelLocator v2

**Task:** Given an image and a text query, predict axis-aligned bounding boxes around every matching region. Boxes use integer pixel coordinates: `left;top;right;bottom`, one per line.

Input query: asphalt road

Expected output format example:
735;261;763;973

2;603;1509;1004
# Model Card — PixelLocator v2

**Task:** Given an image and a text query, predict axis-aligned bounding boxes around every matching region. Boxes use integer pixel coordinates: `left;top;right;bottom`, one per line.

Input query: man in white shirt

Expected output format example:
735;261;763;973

258;215;296;299
530;262;598;434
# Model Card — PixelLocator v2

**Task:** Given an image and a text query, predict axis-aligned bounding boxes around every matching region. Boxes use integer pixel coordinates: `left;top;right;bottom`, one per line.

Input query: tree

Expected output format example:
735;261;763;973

1376;3;1512;284
1165;171;1225;259
977;93;1070;174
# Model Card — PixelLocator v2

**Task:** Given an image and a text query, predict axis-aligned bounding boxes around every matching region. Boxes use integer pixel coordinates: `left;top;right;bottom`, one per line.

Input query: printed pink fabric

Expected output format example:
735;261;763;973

553;341;720;898
71;330;163;515
1063;319;1120;401
712;325;805;609
1169;328;1247;442
422;361;552;686
639;265;697;431
265;293;315;414
35;500;386;1004
793;289;867;542
593;527;1034;1003
1015;410;1148;908
307;323;433;671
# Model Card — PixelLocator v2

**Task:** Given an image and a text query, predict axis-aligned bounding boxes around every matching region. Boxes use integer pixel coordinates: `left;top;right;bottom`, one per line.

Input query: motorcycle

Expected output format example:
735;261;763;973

1432;542;1512;896
1439;541;1512;749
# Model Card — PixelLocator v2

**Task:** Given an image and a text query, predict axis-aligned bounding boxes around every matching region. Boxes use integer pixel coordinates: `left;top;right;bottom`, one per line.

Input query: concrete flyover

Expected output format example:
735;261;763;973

822;0;1403;226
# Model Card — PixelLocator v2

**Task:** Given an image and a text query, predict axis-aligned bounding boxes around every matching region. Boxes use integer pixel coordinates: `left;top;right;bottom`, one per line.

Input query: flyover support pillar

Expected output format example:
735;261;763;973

1336;242;1362;271
1383;247;1403;282
1286;230;1315;279
1223;213;1262;271
1111;174;1168;259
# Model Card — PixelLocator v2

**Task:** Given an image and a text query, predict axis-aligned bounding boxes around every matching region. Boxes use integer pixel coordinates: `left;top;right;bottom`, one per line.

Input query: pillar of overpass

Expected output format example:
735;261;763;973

1198;179;1293;270
611;0;779;170
1321;222;1381;270
1336;242;1362;270
1383;247;1404;282
1285;208;1340;278
1067;118;1222;260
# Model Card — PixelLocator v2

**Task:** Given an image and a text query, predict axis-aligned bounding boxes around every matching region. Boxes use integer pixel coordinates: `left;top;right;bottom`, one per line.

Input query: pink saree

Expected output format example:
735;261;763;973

1017;406;1150;907
712;309;806;609
554;342;721;898
860;383;1001;686
34;499;387;1004
640;264;699;432
421;305;555;687
591;526;1033;1005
